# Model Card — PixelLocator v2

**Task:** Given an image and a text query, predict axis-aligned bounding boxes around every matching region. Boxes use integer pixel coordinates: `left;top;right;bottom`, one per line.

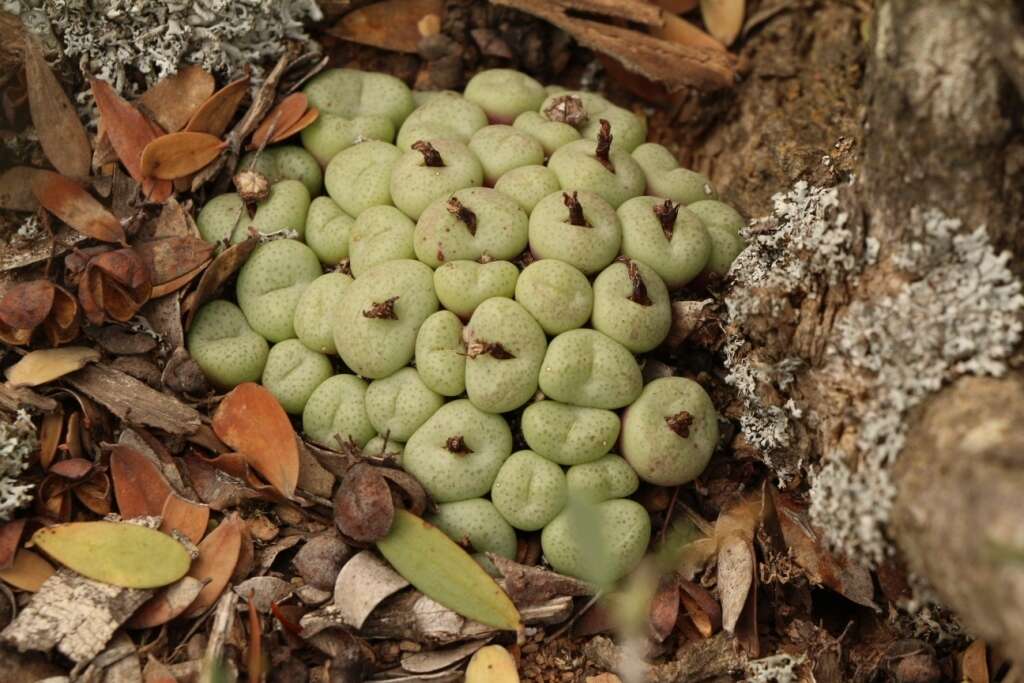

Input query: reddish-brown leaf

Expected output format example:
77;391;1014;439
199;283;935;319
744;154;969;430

212;383;299;498
186;76;251;137
182;514;244;618
159;492;210;544
90;78;158;183
248;93;309;151
136;236;214;288
0;166;43;212
0;549;55;592
247;593;263;683
24;35;91;179
44;285;81;346
137;65;216;133
328;0;444;54
0;519;27;571
48;458;94;481
141;132;227;180
38;408;64;470
31;171;126;244
333;463;395;543
961;640;989;683
110;445;173;518
151;261;209;299
678;578;721;637
78;248;153;324
648;575;680;642
127;576;206;629
72;471;114;516
183;236;258;326
0;280;54;331
651;0;699;13
266;106;319;146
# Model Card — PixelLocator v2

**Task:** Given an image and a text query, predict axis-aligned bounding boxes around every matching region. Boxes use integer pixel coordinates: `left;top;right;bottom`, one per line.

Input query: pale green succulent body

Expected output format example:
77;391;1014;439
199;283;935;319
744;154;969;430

187;300;269;389
236;239;322;343
302;374;376;449
261;339;333;414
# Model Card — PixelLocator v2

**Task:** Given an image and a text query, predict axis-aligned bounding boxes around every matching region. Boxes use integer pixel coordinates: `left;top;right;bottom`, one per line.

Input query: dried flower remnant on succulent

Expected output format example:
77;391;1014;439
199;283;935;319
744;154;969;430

446;197;477;236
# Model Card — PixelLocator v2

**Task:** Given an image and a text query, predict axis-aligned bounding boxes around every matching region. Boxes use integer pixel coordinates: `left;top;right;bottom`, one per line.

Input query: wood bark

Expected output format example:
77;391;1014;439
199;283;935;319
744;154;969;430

725;0;1024;660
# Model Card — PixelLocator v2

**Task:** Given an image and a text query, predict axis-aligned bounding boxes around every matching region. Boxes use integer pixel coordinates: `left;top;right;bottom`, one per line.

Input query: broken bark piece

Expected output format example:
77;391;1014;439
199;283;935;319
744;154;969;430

64;363;201;435
487;554;596;607
492;0;736;92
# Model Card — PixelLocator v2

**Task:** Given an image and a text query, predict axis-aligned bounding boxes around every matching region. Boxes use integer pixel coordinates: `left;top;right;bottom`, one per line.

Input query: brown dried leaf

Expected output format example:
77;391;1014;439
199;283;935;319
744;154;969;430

651;0;699;11
267;106;319;146
648;575;680;642
0;549;56;592
23;35;91;179
110;445;173;519
700;0;744;46
185;76;251;137
137;65;215;133
678;578;721;637
331;550;410;629
159;492;210;544
961;640;989;683
141;132;227;180
248;93;309;151
0;280;54;340
31;171;126;244
182;454;271;511
48;458;94;480
212;383;300;498
329;0;444;54
183;236;258;327
38;408;64;470
5;346;100;387
771;489;877;609
127;575;206;629
333;463;395;543
0;166;43;211
651;12;726;52
135;236;214;288
377;467;428;517
181;514;243;618
89;78;158;183
488;554;596;607
717;532;753;633
78;248;152;324
0;518;27;570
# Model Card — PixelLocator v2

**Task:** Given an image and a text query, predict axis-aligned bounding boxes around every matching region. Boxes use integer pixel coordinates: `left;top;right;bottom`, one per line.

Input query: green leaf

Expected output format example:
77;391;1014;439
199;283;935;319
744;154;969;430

376;509;522;632
30;521;191;589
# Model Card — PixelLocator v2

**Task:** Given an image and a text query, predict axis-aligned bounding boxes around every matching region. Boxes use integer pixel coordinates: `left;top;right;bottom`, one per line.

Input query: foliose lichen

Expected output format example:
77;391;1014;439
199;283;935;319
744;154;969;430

9;0;322;97
810;208;1024;564
0;410;36;521
745;653;807;683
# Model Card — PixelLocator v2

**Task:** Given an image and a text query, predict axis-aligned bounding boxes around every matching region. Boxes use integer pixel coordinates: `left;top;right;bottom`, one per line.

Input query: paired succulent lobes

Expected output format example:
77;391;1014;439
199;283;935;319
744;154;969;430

185;67;748;584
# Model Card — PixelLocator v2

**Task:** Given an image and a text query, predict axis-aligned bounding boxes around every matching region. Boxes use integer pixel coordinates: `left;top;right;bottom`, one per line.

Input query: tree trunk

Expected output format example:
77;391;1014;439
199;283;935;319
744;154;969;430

720;0;1024;660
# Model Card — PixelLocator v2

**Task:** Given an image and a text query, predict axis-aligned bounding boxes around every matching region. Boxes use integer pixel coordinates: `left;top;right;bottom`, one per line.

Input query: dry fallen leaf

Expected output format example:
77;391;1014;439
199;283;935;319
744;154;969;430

183;236;258;325
334;463;395;543
0;549;56;592
678;578;721;637
160;492;210;544
110;445;173;519
700;0;744;46
186;76;251;137
247;93;310;150
267;106;319;146
140;132;227;180
5;346;101;387
0;280;80;347
961;640;989;683
651;0;699;11
465;645;520;683
137;65;215;133
332;551;410;629
181;514;244;617
402;639;490;674
329;0;445;54
31;171;126;245
23;35;92;179
78;248;153;324
127;575;207;629
717;532;753;633
651;12;726;51
0;166;44;212
30;521;191;589
89;78;172;202
0;519;27;570
212;383;300;498
648;575;680;642
135;236;214;291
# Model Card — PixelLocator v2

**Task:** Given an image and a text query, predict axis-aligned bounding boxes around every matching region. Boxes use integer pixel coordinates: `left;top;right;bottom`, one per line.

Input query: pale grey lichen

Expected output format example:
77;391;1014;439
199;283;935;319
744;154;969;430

745;653;807;683
810;208;1024;565
11;0;322;98
724;181;870;480
0;411;36;521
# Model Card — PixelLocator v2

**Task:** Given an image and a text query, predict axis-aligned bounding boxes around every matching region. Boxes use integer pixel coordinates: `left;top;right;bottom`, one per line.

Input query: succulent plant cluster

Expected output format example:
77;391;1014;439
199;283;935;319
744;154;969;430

189;68;744;583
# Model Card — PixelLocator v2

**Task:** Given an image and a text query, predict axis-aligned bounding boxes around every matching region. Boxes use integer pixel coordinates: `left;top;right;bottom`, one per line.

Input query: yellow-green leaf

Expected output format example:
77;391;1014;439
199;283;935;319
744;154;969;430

30;521;191;589
376;510;521;632
466;645;520;683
